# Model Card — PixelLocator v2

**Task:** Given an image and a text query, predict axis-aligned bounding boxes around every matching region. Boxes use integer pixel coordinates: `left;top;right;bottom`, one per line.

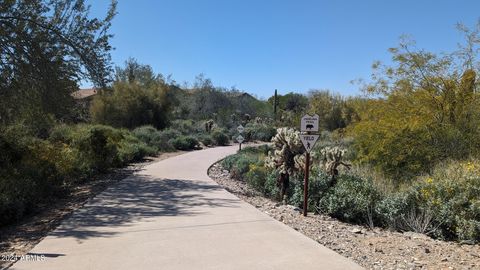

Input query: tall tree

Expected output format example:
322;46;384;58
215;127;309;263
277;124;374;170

91;59;174;129
350;24;480;180
0;0;116;126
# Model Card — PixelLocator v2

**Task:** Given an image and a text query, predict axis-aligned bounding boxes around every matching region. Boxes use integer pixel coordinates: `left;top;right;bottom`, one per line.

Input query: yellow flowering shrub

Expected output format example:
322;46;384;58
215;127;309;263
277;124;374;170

414;160;480;241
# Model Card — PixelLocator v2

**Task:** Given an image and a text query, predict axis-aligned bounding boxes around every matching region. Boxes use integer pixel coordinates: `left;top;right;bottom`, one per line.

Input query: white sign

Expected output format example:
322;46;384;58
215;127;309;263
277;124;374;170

300;134;319;153
301;114;319;132
236;135;244;144
237;125;244;133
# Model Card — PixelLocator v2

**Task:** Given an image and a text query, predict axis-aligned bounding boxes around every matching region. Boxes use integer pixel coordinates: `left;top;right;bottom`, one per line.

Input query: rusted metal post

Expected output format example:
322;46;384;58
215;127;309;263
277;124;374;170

303;152;310;216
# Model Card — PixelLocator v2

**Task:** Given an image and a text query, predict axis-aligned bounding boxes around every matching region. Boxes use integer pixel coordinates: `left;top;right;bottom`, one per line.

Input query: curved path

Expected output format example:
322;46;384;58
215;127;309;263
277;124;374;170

12;146;362;270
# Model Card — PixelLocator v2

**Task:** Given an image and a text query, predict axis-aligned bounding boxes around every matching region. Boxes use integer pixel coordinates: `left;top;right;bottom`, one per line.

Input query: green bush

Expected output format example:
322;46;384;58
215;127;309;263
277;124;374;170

197;134;213;146
264;170;280;199
170;119;198;135
132;125;178;152
221;147;269;181
291;170;331;211
377;160;480;242
0;123;155;226
221;142;480;243
154;128;180;152
132;125;161;145
90;80;173;130
229;155;258;180
245;164;268;192
240;144;272;155
212;130;229;146
0;131;69;225
244;123;276;142
118;133;156;162
52;124;154;171
170;135;199;150
318;174;383;225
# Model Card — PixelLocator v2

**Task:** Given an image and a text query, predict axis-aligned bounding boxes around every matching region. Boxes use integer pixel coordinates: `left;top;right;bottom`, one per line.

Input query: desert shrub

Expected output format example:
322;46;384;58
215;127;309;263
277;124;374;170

117;133;156;162
132;125;179;153
170;135;198;150
244;123;276;142
170;119;198;134
318;174;383;225
311;131;356;161
132;125;161;145
81;125;121;171
229;155;258;180
290;169;331;211
245;164;268;192
155;128;181;151
0;123;155;226
212;130;229;146
221;154;239;171
91;80;173;130
158;128;182;139
396;161;479;241
241;144;272;156
0;131;72;225
51;124;154;172
372;159;480;242
197;134;213;146
264;170;280;199
222;146;269;181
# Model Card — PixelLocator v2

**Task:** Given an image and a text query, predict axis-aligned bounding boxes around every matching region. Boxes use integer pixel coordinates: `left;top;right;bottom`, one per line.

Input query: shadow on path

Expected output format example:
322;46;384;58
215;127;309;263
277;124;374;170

50;176;240;241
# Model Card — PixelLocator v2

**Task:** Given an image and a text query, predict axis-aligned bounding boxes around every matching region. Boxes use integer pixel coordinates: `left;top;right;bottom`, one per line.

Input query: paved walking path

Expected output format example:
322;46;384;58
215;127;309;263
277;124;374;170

12;146;362;270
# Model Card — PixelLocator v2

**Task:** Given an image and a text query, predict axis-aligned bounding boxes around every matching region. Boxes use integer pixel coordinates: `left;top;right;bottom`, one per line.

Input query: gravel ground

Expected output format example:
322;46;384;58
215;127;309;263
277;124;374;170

208;162;480;270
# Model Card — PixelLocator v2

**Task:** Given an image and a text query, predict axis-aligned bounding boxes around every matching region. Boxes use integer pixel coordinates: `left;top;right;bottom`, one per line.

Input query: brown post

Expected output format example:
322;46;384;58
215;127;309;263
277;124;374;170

239;142;242;151
303;152;310;216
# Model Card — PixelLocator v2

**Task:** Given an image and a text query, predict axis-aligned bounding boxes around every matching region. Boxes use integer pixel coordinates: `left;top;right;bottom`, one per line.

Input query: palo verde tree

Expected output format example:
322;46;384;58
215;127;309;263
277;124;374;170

0;0;116;128
350;22;480;180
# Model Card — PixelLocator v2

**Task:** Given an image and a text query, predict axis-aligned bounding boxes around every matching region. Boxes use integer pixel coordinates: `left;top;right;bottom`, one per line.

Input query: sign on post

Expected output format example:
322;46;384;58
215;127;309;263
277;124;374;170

237;125;244;133
236;135;244;144
300;114;320;217
300;134;319;153
237;125;245;151
236;134;244;151
301;114;319;132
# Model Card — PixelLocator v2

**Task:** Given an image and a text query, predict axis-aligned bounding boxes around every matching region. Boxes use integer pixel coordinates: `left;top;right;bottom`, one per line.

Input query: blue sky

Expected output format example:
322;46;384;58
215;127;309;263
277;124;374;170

87;0;480;98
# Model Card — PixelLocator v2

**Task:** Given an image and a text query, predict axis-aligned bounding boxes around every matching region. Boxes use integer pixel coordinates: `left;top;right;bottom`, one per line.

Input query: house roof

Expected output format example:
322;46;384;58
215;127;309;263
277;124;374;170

72;88;97;99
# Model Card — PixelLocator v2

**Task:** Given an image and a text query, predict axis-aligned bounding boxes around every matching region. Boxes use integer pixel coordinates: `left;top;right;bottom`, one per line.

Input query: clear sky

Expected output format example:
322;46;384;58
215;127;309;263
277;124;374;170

87;0;480;98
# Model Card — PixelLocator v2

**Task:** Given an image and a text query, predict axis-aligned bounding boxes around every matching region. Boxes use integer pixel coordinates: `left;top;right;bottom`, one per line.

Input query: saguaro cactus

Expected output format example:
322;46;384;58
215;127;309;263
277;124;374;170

273;89;278;121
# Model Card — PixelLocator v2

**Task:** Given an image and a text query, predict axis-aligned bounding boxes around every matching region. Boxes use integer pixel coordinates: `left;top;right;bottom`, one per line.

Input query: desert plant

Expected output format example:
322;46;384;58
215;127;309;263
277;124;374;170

245;164;268;192
318;174;382;225
319;146;351;186
265;127;304;201
212;130;229;146
197;134;213;146
244;123;276;142
170;135;198;150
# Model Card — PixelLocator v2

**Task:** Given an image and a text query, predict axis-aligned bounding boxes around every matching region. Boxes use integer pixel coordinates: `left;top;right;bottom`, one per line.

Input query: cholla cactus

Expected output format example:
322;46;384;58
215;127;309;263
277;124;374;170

205;119;214;133
320;146;351;185
265;127;304;174
265;127;304;202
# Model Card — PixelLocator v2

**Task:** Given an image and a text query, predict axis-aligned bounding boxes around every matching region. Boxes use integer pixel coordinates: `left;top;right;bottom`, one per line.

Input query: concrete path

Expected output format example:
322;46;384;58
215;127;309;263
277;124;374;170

12;146;362;270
